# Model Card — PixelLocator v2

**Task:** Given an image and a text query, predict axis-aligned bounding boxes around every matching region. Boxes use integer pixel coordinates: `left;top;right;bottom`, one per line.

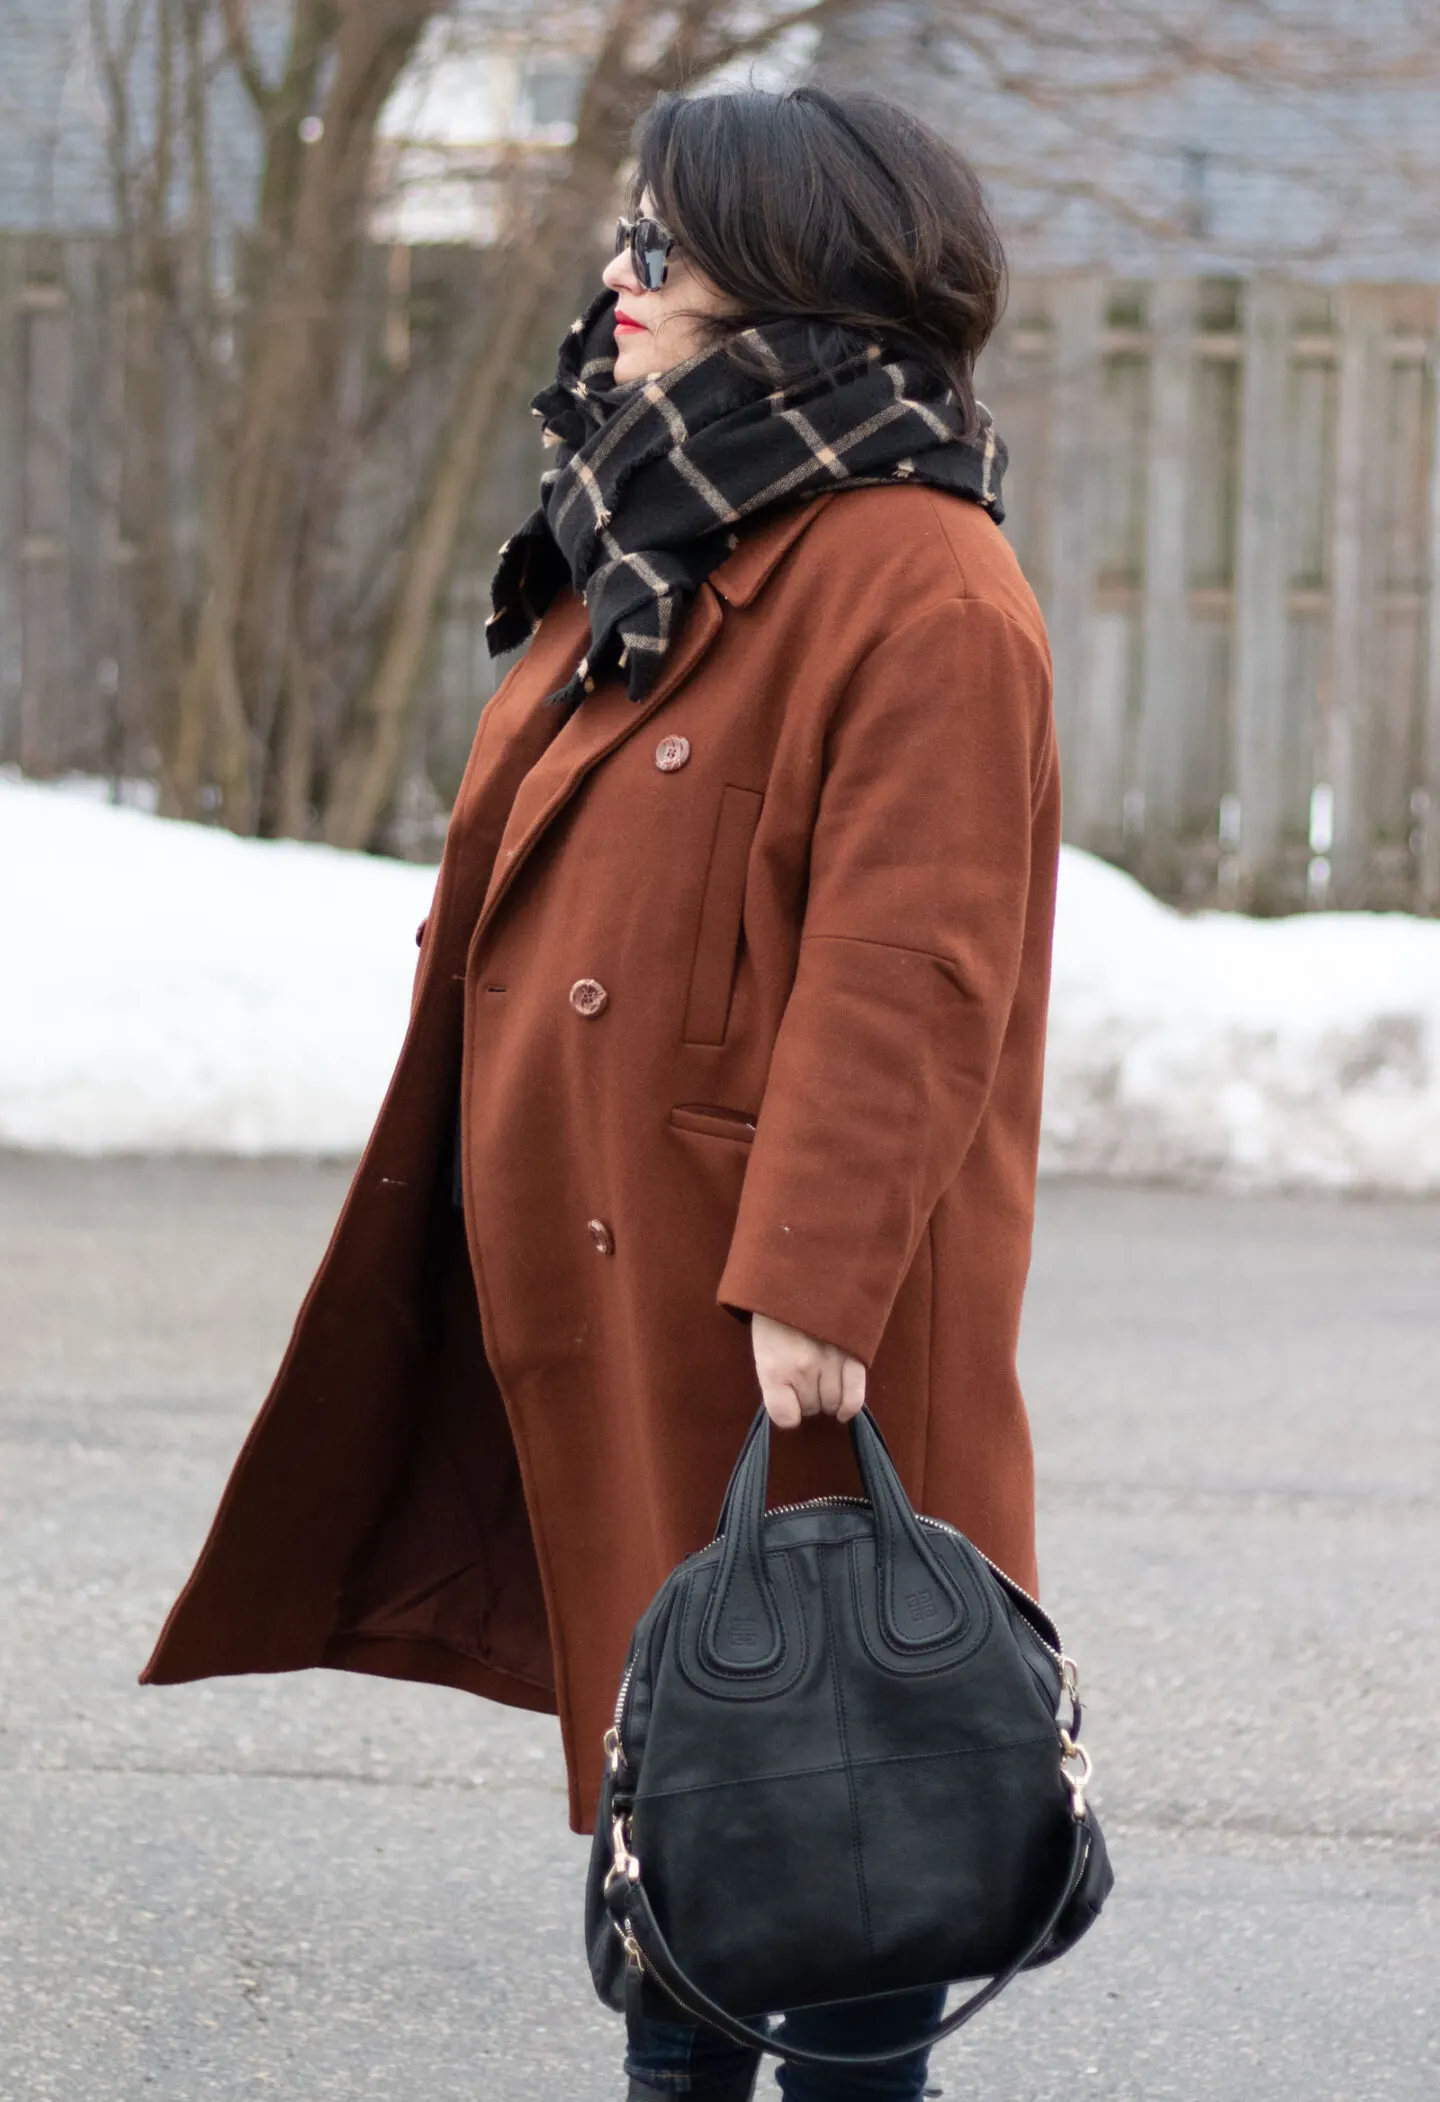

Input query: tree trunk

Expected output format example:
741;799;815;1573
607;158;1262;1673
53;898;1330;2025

104;2;188;811
274;633;316;839
319;264;561;849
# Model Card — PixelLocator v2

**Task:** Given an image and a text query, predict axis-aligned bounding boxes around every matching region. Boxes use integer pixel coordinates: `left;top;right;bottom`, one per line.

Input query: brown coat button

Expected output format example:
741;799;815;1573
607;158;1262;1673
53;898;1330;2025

654;735;691;773
587;1219;615;1256
569;977;609;1017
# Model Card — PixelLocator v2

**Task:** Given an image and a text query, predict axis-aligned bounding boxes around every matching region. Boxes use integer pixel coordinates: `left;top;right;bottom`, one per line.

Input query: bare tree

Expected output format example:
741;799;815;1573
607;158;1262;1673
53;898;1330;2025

80;0;872;842
89;0;456;831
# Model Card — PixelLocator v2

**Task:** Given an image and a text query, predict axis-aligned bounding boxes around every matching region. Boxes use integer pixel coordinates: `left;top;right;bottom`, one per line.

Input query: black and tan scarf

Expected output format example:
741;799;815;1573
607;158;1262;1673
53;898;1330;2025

487;290;1007;710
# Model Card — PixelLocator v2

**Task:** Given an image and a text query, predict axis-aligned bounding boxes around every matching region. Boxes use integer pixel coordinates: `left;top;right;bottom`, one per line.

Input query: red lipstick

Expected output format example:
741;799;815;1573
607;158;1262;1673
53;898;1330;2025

614;308;645;333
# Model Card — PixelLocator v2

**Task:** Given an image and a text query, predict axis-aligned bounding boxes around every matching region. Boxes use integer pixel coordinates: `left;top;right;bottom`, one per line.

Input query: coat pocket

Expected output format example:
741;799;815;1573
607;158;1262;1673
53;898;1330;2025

682;785;763;1046
669;1103;758;1145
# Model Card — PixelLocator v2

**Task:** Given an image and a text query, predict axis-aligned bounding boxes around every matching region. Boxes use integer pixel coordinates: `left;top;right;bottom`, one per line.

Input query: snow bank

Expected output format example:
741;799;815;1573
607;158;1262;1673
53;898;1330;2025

4;778;1439;1189
1;779;433;1154
1044;848;1440;1192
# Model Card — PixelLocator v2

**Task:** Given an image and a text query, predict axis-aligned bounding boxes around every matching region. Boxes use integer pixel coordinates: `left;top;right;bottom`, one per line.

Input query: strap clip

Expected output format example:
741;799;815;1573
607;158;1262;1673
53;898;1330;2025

1059;1728;1093;1819
605;1811;642;1899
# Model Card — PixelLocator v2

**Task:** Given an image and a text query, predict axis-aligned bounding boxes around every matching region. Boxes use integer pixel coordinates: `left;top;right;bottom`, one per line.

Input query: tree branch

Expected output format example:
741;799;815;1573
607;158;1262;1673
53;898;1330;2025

218;0;279;114
651;0;864;91
175;0;254;829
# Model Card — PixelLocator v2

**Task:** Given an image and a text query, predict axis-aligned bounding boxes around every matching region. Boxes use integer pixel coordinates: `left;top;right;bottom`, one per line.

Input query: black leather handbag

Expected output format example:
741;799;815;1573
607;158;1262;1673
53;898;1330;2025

586;1408;1112;2070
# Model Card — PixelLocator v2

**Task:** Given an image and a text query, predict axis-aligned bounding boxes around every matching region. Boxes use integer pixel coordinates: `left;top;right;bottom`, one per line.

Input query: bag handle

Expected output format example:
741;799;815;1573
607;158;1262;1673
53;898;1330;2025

610;1816;1092;2069
704;1409;967;1673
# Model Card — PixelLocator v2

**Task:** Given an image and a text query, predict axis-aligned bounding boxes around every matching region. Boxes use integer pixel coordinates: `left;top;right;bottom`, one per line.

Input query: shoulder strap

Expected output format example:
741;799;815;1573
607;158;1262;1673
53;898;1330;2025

613;1818;1091;2070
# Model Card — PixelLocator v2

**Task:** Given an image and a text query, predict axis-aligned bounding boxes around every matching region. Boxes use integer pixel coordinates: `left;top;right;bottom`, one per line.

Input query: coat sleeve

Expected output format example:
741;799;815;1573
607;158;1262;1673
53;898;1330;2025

717;594;1054;1365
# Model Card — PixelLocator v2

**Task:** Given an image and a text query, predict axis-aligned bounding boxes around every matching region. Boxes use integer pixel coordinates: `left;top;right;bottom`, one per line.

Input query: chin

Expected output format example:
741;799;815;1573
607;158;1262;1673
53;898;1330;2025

611;339;650;384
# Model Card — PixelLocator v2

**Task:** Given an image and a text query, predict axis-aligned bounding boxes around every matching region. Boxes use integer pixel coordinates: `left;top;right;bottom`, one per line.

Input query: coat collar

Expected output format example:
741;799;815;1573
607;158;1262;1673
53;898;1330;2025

708;494;836;607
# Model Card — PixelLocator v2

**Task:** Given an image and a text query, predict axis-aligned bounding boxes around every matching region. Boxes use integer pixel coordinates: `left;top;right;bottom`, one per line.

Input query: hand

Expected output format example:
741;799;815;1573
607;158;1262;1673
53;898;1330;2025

750;1312;867;1430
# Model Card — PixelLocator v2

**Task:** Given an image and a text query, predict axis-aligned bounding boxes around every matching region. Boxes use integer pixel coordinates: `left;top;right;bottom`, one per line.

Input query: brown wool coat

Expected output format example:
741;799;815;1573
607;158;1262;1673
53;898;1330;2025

142;485;1060;1835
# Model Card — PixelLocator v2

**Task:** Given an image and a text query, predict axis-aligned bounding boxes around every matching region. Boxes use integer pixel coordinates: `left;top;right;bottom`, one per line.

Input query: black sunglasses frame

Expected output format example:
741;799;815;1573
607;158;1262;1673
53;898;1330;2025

614;215;677;293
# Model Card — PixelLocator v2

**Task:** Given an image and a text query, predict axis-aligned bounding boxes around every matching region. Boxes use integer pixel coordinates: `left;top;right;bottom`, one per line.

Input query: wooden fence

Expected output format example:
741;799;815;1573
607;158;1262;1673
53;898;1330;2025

978;276;1440;912
2;236;1439;908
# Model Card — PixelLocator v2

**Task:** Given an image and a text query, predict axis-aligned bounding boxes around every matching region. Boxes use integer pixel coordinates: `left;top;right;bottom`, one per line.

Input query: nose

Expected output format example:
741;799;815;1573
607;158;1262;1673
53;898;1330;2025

603;245;640;296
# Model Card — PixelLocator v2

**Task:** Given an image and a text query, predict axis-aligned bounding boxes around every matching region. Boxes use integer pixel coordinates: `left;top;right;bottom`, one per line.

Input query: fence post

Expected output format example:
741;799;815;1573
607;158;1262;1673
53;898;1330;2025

1233;278;1291;907
19;251;75;778
1422;297;1440;912
1328;286;1388;907
1046;275;1106;846
1139;277;1195;890
0;235;22;762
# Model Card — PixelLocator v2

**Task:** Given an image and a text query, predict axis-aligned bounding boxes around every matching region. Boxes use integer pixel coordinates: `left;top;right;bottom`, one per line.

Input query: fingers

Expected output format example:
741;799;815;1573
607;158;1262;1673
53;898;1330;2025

814;1342;865;1420
760;1381;804;1429
775;1353;822;1421
751;1313;867;1431
837;1353;867;1423
752;1315;816;1426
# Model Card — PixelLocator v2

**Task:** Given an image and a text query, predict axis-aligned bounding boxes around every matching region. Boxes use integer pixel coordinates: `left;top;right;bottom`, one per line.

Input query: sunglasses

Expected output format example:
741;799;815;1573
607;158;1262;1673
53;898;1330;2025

614;214;677;292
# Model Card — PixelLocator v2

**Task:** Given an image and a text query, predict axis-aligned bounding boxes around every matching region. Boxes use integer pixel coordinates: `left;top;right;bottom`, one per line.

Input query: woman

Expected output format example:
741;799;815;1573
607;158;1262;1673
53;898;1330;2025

144;85;1059;2102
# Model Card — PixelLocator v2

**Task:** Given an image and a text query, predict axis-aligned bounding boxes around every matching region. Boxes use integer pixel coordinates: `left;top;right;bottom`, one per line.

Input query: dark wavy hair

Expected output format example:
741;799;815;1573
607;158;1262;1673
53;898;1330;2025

628;86;1007;433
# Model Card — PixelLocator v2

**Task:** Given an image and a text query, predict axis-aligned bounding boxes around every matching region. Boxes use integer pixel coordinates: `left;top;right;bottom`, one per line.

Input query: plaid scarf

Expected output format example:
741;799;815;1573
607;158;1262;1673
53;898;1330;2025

487;290;1007;710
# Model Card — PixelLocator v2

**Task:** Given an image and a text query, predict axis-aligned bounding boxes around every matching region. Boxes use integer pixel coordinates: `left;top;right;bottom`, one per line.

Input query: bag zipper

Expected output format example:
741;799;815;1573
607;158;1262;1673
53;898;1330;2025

744;1495;1065;1665
612;1657;638;1740
611;1497;1067;1745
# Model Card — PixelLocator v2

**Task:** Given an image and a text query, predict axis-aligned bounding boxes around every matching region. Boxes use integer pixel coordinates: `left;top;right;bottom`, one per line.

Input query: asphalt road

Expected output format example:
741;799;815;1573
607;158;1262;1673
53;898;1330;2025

0;1154;1435;2101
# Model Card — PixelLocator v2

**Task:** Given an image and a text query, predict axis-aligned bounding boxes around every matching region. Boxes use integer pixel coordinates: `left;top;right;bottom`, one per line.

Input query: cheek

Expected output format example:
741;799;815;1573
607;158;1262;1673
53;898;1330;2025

652;298;703;351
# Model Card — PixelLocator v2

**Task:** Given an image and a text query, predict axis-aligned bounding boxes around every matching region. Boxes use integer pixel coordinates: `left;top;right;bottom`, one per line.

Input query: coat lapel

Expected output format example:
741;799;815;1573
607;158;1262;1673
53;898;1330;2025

468;497;834;949
472;586;723;941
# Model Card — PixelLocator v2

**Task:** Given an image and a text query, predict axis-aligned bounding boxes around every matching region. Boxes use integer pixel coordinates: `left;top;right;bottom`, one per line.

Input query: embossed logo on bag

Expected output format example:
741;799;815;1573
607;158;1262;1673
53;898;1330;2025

726;1615;761;1648
905;1588;939;1623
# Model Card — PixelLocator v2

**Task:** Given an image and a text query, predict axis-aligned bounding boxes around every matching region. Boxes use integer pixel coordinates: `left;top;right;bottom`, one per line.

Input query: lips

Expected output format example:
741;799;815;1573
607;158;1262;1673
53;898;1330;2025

614;308;645;333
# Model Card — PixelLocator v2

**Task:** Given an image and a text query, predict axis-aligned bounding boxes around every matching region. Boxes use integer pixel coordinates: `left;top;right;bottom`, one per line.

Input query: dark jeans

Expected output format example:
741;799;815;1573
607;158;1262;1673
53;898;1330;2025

624;1985;947;2101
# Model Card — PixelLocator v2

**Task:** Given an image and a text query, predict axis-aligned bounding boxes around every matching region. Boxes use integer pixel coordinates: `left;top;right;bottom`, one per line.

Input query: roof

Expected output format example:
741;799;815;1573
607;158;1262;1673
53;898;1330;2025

817;1;1440;281
0;0;279;234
